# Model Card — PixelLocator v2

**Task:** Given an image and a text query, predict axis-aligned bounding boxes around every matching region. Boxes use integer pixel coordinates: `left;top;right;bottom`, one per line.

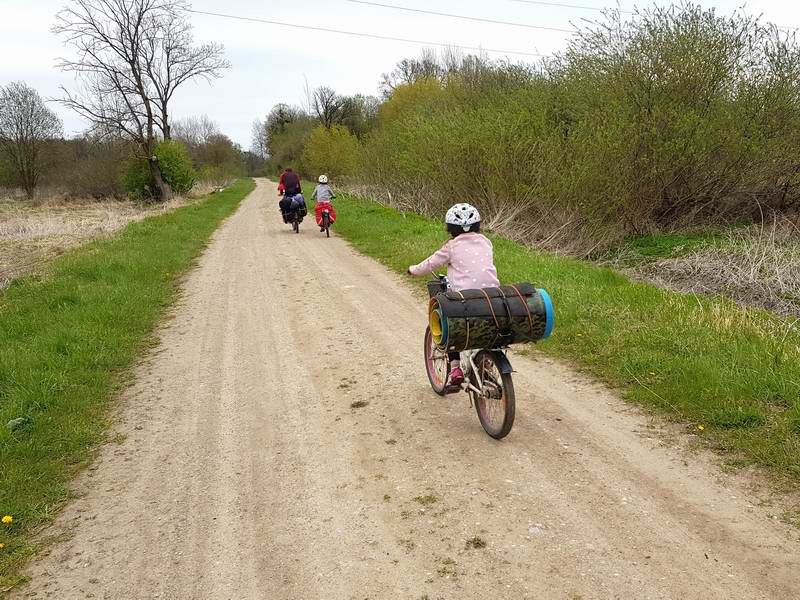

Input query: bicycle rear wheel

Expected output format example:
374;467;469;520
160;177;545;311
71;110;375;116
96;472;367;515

424;327;448;396
323;212;330;237
470;350;515;439
292;218;299;233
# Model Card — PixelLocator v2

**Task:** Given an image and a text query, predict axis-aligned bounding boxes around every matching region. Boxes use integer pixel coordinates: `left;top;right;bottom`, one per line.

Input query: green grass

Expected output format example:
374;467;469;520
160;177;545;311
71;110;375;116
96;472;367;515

596;231;726;266
0;178;255;585
331;192;800;480
620;232;723;258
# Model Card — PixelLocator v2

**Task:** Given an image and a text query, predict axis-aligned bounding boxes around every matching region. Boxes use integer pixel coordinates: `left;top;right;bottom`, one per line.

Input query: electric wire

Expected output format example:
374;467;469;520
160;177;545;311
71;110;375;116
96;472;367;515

510;0;631;14
186;8;550;57
346;0;576;33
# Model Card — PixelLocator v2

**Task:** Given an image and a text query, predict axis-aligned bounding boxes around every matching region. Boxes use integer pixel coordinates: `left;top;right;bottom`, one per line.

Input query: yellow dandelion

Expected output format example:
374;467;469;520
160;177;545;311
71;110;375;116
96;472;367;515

0;543;5;550
2;516;12;525
697;424;705;431
576;333;583;337
649;372;656;376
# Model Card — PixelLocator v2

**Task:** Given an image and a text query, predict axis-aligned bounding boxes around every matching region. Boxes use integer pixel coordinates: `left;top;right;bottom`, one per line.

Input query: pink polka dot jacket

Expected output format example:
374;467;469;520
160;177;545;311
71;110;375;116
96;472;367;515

409;233;500;292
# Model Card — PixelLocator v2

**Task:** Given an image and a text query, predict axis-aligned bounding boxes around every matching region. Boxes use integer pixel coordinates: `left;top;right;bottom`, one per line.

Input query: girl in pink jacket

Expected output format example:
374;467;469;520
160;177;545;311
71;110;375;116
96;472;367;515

408;203;500;385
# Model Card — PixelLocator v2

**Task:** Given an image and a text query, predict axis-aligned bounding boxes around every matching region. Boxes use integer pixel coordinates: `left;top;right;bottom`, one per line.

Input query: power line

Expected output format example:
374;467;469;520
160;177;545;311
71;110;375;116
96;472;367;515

186;9;551;57
346;0;576;33
510;0;631;14
512;0;800;30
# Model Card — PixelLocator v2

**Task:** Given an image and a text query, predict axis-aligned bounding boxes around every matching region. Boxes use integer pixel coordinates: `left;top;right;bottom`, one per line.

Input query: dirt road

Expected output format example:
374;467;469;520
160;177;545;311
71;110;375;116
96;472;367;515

15;180;800;599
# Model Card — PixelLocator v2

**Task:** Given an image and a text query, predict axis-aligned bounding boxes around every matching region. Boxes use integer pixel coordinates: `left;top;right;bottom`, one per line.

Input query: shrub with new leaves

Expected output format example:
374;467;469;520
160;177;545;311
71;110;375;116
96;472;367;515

123;140;196;198
353;3;800;250
301;125;358;180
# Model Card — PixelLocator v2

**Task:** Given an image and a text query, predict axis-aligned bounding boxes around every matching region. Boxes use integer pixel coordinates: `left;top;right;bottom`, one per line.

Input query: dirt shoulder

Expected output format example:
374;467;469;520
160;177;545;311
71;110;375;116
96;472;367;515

11;179;800;599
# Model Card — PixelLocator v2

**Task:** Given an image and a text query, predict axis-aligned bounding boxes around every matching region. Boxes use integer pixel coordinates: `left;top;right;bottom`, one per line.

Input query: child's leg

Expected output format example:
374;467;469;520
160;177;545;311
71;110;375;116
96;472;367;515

447;351;464;383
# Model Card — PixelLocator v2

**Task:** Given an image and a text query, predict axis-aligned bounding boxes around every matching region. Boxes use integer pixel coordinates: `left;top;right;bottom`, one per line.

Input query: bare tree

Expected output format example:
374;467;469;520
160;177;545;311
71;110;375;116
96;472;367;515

379;48;444;97
265;103;304;148
172;114;220;149
250;118;268;159
312;86;345;129
339;94;380;138
0;82;63;199
53;0;229;200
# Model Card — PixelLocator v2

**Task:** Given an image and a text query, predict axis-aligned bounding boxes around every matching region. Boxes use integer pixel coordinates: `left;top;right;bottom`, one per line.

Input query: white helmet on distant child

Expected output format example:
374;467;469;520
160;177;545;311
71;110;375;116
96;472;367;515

318;174;328;184
445;203;481;232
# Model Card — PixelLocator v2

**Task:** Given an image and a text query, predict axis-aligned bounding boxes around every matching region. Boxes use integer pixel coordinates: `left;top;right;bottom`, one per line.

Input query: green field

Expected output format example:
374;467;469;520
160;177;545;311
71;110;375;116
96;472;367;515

0;179;255;585
330;191;800;480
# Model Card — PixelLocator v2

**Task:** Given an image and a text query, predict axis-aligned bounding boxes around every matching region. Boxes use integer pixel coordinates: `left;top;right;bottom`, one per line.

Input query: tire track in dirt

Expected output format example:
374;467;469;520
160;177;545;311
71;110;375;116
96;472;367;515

12;179;800;599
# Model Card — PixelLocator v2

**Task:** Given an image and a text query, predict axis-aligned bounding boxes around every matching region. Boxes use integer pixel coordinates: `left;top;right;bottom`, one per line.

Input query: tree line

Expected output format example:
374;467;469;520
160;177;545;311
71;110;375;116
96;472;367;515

251;87;380;180
262;3;800;252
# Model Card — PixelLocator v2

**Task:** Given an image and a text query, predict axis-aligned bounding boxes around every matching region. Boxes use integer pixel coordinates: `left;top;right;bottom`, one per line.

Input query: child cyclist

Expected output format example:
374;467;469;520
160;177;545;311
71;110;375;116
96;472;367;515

407;203;499;386
312;175;337;232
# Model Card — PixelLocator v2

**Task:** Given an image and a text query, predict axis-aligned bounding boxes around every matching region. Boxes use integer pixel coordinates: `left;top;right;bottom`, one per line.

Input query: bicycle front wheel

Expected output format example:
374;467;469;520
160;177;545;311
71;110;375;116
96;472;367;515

470;350;515;439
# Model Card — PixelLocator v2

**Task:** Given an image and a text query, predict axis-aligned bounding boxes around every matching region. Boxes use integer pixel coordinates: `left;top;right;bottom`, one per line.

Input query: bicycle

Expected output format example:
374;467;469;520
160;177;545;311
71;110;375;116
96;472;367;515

423;274;516;439
320;204;331;238
290;209;301;234
280;194;306;234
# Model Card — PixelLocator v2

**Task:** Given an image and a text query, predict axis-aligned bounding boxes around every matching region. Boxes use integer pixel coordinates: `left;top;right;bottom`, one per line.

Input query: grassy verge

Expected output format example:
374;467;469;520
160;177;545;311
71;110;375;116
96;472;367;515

0;179;255;586
331;192;800;479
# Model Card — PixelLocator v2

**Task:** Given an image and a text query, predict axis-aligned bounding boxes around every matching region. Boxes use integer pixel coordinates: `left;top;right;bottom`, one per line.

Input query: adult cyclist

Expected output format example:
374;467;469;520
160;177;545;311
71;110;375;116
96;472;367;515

277;167;302;222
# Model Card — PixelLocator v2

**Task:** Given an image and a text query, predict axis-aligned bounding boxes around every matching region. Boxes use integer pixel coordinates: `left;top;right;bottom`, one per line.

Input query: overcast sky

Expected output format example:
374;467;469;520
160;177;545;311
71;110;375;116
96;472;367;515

1;1;798;148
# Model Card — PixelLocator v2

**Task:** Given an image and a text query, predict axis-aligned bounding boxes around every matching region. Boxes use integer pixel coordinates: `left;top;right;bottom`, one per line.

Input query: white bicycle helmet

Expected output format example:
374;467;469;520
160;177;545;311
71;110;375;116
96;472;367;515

318;174;328;184
445;203;481;232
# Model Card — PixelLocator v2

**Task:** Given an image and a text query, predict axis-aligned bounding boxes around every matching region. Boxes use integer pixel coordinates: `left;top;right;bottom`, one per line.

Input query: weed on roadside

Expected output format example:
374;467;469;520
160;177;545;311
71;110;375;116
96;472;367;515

398;538;416;552
465;536;487;549
413;495;439;506
436;557;458;579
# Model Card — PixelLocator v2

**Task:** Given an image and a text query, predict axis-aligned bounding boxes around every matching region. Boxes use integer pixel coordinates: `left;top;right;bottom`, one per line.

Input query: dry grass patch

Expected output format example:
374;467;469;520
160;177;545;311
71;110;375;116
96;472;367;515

0;196;191;288
624;217;800;318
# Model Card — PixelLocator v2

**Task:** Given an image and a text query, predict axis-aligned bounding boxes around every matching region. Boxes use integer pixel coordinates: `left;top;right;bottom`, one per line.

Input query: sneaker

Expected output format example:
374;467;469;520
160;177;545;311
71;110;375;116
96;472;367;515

448;366;464;386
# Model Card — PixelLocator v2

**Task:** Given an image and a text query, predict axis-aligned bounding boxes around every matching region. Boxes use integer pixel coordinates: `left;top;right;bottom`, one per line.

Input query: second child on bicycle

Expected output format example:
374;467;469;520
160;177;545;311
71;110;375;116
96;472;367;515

312;174;337;232
407;203;499;386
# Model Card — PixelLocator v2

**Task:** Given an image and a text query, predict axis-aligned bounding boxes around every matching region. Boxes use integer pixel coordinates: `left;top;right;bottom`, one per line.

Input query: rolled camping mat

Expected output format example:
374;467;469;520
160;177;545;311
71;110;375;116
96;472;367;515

429;283;554;352
428;305;448;346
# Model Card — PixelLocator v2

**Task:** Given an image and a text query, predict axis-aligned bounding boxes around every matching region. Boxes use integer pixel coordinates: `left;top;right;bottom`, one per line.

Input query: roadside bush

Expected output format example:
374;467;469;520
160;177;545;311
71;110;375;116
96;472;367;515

123;140;195;198
52;137;129;198
349;3;800;252
172;116;248;185
301;125;359;179
266;117;316;176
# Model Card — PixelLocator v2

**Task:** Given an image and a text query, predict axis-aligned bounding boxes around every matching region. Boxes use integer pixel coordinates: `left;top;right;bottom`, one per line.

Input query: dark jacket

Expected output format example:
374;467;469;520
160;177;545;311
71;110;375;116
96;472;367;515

279;170;301;195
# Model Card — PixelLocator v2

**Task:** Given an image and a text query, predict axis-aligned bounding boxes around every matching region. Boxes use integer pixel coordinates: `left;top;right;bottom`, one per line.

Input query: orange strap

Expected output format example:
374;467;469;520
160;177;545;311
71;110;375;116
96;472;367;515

510;284;534;337
480;289;500;330
480;289;503;348
456;291;471;352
